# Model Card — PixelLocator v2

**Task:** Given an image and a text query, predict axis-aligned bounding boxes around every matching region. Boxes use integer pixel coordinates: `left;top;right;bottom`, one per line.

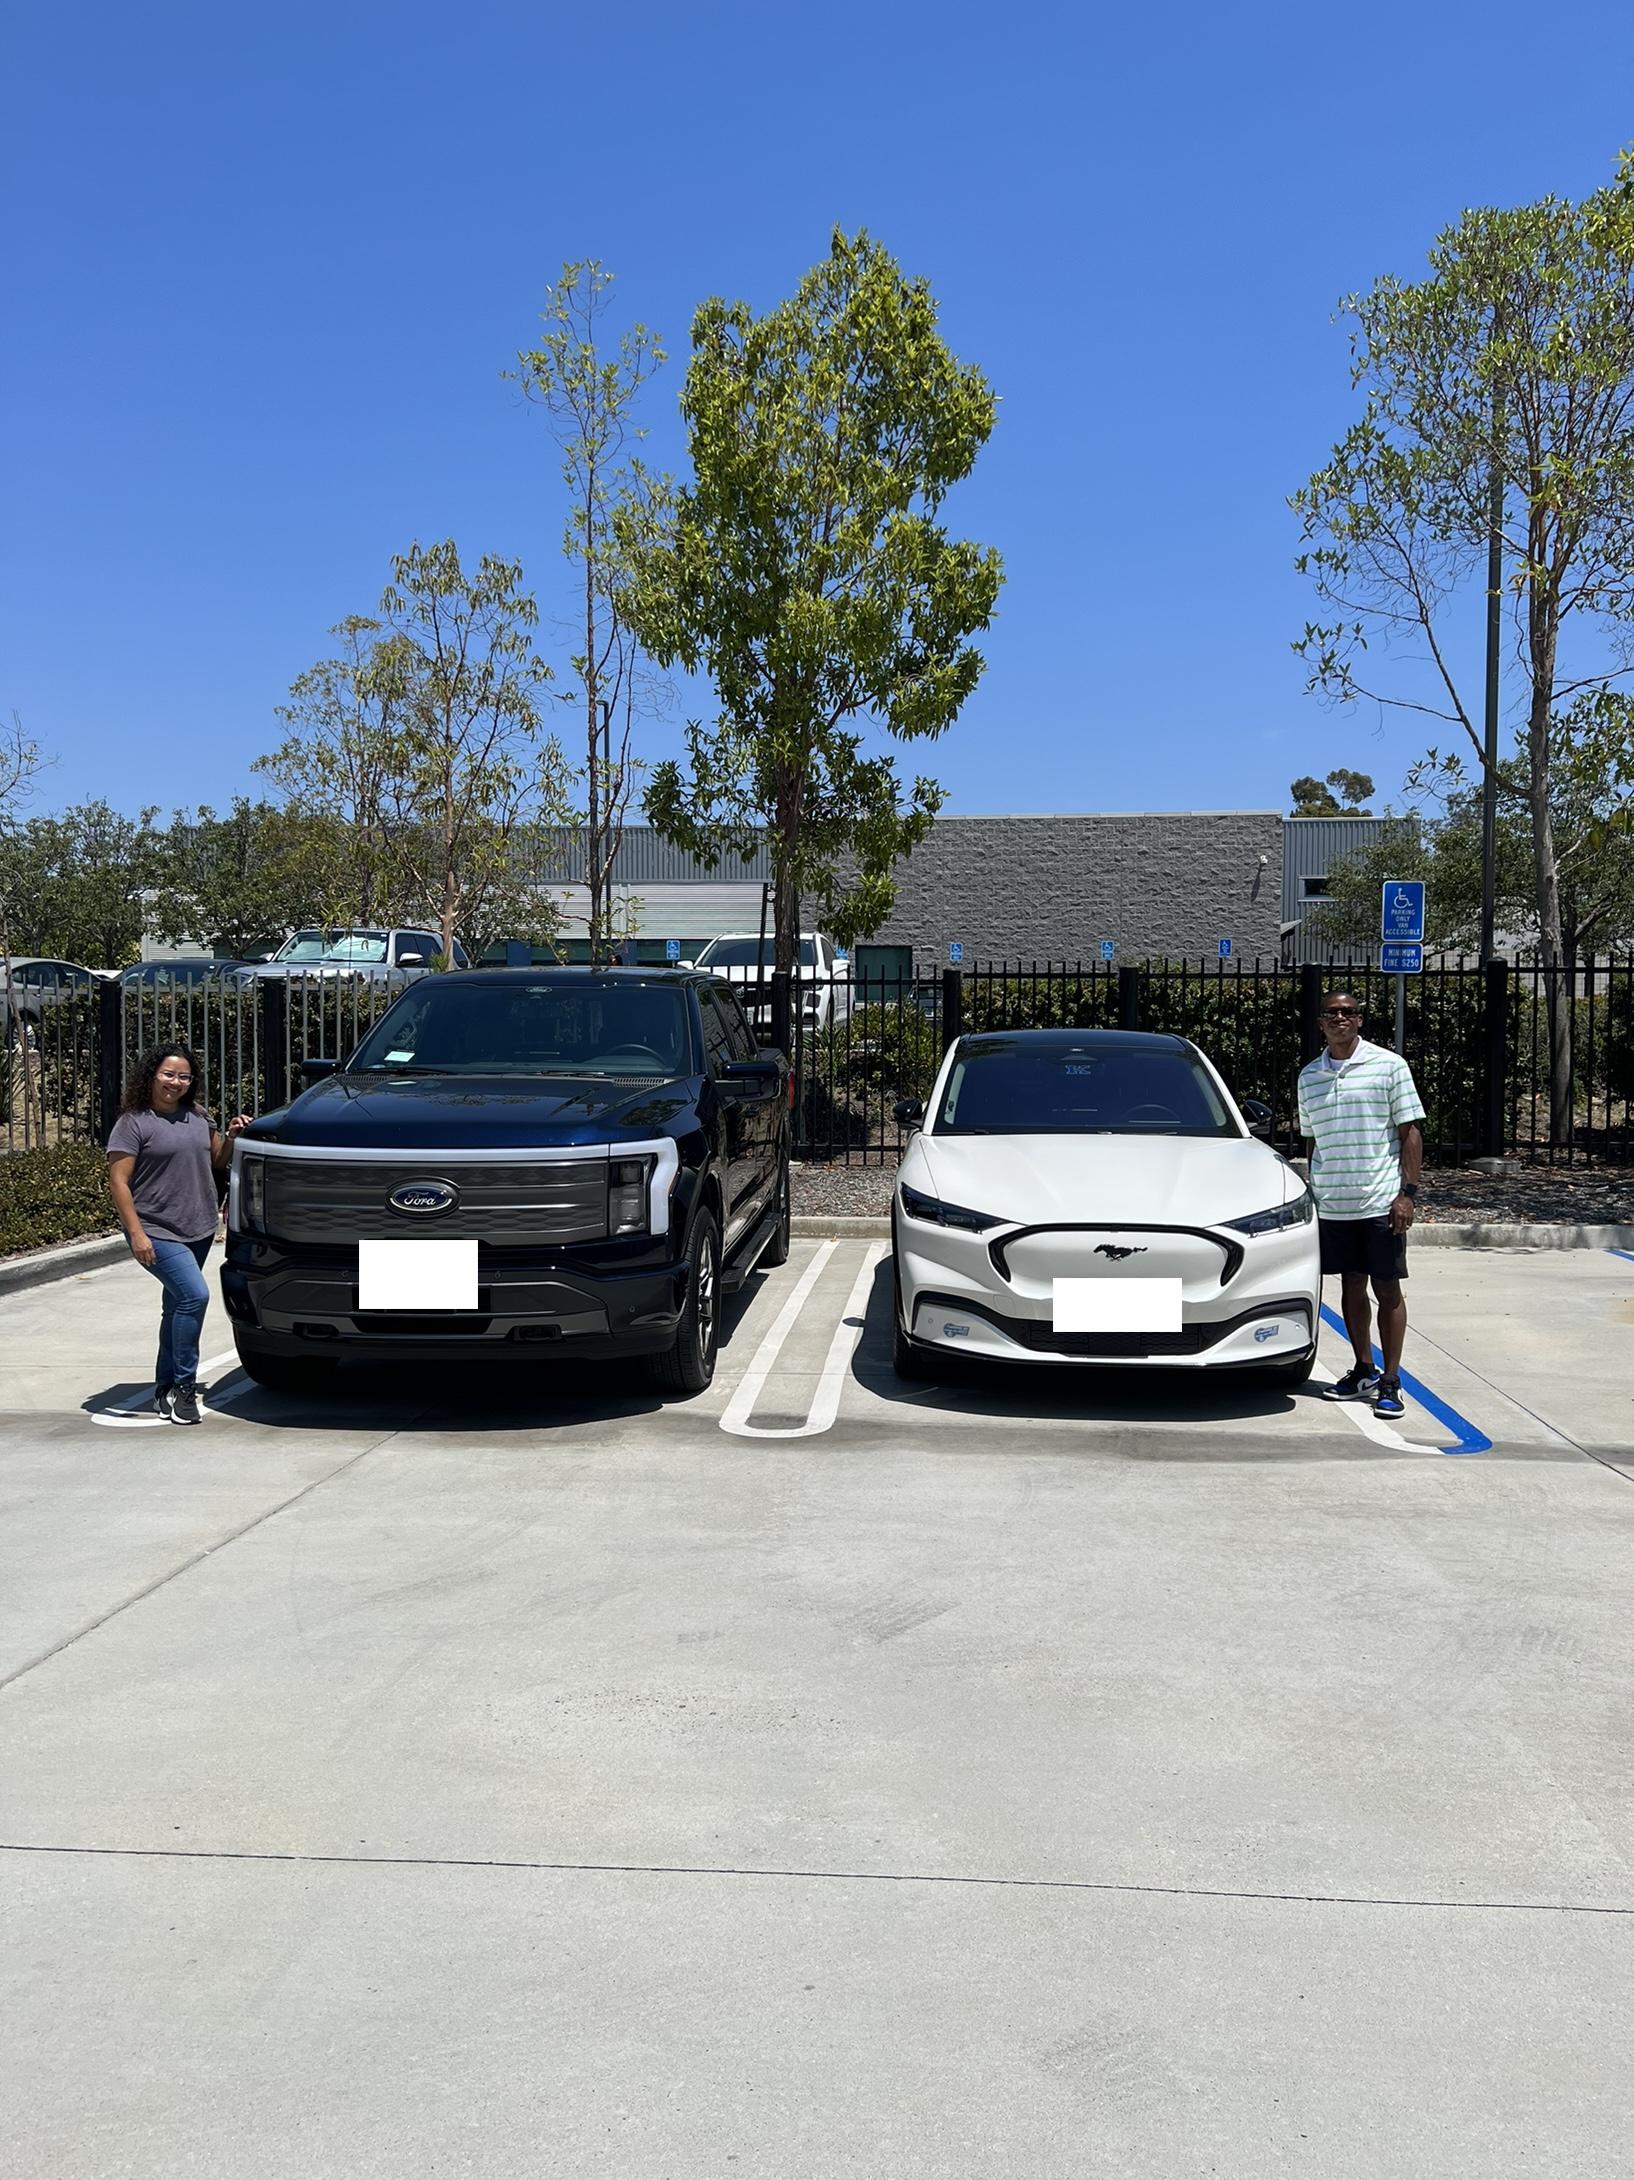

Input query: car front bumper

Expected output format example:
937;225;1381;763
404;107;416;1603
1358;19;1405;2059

895;1212;1320;1368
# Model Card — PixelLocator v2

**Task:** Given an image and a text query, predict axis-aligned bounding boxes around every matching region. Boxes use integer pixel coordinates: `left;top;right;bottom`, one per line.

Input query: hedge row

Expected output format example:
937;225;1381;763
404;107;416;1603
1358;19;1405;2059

0;1141;117;1258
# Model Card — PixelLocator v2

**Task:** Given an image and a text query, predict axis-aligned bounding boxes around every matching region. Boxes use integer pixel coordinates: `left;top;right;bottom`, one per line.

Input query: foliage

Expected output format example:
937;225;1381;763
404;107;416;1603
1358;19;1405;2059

258;545;574;961
514;261;666;958
0;1140;114;1256
0;799;163;967
1293;149;1634;1132
625;228;1002;968
1290;768;1374;816
151;800;357;958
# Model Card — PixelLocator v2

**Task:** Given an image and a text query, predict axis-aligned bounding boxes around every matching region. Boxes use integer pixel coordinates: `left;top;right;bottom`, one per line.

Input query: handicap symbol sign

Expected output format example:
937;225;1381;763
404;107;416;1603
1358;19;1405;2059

948;941;964;965
1099;941;1115;962
665;938;681;961
1218;938;1233;960
1380;880;1426;943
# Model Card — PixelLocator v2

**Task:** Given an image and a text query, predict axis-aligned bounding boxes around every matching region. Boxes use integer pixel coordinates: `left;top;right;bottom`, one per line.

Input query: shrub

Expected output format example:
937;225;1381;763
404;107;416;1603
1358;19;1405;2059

0;1140;116;1256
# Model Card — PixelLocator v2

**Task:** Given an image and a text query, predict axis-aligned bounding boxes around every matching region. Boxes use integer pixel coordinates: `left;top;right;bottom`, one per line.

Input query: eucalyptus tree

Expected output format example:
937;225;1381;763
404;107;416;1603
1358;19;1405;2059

624;228;1002;970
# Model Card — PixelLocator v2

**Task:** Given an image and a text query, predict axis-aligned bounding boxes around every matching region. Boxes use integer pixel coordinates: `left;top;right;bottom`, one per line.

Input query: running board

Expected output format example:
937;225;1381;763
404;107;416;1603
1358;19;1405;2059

723;1205;781;1293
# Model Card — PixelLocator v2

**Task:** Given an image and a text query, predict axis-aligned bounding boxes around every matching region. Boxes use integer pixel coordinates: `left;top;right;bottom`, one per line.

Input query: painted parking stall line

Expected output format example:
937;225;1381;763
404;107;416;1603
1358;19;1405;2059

1317;1304;1492;1454
719;1242;838;1438
720;1242;887;1440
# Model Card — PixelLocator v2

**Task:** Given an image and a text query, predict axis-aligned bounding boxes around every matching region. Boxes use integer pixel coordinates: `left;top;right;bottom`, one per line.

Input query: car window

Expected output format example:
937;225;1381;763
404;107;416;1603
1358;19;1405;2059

349;981;694;1077
935;1037;1236;1138
713;985;757;1062
394;933;438;963
321;932;390;964
275;931;328;963
696;985;737;1075
696;936;818;971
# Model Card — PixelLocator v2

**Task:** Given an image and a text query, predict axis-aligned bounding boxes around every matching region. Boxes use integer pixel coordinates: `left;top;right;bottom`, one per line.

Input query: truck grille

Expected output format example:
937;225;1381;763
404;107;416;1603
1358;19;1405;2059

263;1159;608;1245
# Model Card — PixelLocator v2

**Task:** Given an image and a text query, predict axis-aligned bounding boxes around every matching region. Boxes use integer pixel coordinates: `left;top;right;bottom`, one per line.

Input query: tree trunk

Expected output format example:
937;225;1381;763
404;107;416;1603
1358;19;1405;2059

584;540;603;961
1524;671;1572;1146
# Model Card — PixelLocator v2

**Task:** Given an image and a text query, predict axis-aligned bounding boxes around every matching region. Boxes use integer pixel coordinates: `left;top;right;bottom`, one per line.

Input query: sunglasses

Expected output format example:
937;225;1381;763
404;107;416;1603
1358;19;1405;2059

1320;1007;1360;1019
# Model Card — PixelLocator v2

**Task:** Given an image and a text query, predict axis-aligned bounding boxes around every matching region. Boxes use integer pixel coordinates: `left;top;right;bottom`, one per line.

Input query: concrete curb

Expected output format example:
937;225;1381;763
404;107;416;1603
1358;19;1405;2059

0;1229;128;1299
792;1214;1634;1252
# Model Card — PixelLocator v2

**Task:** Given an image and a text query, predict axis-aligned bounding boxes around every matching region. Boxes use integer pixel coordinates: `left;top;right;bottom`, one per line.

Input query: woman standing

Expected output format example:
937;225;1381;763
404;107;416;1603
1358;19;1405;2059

106;1045;251;1424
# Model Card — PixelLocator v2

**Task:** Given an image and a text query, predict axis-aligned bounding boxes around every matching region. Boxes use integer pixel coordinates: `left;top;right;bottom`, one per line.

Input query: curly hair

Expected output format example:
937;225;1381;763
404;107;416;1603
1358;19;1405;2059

122;1043;204;1115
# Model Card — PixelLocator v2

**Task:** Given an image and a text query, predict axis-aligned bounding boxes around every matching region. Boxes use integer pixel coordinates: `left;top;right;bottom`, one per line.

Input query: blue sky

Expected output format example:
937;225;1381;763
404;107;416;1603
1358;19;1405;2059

6;0;1633;824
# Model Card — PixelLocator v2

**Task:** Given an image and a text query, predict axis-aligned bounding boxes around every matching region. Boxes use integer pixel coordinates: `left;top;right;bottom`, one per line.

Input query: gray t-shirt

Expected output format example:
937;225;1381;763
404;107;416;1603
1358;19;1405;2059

106;1106;220;1243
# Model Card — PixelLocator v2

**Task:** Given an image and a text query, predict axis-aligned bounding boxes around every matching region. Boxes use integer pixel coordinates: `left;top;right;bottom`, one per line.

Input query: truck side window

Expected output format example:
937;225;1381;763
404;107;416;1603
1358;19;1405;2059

717;990;757;1062
698;986;735;1075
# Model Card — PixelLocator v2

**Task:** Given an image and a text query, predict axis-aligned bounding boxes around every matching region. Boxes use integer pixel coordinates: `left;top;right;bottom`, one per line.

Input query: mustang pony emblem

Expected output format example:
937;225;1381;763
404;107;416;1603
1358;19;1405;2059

1094;1243;1147;1261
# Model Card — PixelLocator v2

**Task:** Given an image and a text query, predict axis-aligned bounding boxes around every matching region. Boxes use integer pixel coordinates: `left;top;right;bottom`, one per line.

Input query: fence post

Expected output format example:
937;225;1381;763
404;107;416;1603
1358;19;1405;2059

1482;957;1509;1158
941;966;964;1050
258;977;290;1114
94;976;123;1144
1299;965;1324;1064
1117;965;1140;1032
769;969;792;1058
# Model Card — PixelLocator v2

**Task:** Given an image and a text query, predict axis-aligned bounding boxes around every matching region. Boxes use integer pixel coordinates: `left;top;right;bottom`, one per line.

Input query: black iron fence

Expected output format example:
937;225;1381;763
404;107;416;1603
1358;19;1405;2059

4;955;1631;1171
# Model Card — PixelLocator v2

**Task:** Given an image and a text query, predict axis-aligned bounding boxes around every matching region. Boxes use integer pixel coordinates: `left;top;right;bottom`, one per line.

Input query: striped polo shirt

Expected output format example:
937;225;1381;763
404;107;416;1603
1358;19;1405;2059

1297;1038;1426;1220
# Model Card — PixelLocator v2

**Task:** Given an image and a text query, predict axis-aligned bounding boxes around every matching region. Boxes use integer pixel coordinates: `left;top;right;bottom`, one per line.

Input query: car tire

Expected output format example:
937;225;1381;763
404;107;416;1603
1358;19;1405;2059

232;1335;337;1395
761;1153;792;1267
890;1241;935;1381
1258;1347;1316;1388
647;1208;721;1396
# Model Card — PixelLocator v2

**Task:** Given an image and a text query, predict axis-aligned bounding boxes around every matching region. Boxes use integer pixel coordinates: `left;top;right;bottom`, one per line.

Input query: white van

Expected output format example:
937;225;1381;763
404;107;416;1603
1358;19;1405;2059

692;932;853;1033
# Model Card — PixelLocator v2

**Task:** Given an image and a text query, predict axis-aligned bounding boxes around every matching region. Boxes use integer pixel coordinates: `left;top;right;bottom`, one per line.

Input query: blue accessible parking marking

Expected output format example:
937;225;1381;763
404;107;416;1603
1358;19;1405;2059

1317;1305;1491;1454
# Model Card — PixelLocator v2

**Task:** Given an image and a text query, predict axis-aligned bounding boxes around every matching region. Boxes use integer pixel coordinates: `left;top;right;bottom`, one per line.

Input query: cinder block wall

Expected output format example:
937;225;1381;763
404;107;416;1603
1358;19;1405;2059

866;812;1284;963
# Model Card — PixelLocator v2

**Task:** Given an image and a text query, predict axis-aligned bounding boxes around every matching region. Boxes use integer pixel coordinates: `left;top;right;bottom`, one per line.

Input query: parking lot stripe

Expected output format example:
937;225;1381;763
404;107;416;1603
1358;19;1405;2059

719;1242;838;1438
742;1241;888;1441
1608;1248;1634;1265
1318;1304;1492;1454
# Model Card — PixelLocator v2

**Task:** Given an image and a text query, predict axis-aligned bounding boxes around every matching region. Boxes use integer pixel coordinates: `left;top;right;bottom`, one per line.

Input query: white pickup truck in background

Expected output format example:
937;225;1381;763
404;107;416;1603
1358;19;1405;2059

691;932;853;1034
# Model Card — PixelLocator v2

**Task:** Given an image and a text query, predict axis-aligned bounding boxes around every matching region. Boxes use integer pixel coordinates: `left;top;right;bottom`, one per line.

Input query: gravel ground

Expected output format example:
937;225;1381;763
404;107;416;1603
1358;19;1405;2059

793;1157;1632;1225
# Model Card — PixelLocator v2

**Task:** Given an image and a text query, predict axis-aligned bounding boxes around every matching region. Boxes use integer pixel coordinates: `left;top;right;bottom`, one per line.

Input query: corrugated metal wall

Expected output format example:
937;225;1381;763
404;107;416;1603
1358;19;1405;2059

1282;816;1399;963
525;826;773;885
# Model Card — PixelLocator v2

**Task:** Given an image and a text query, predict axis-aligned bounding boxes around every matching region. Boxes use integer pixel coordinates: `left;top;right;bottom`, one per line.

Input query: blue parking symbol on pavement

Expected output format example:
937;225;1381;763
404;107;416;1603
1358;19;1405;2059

665;938;681;961
1218;938;1233;959
948;941;964;964
1099;941;1115;962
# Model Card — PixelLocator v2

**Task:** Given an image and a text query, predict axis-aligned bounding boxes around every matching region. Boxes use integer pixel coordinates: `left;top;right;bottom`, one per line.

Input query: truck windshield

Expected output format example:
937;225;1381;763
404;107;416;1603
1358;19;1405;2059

349;983;695;1077
697;937;818;970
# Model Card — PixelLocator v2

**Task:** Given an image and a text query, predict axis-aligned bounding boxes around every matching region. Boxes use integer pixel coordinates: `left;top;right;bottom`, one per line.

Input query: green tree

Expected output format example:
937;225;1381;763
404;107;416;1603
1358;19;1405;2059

1289;768;1375;816
153;799;354;958
0;800;163;967
1293;147;1634;1133
0;714;49;1148
624;228;1002;970
514;261;665;961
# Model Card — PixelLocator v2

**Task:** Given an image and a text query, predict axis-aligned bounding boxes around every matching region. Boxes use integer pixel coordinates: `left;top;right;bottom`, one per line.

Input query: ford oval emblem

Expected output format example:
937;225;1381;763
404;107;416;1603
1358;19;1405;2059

388;1179;459;1216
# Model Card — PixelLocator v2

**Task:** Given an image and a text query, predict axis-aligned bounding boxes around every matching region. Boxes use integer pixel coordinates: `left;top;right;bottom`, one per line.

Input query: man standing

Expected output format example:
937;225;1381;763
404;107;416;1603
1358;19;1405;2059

1297;991;1426;1419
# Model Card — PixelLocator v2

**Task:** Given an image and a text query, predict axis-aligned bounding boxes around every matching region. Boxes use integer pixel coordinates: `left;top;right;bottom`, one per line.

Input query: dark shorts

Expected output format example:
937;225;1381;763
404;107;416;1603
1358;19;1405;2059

1319;1216;1408;1282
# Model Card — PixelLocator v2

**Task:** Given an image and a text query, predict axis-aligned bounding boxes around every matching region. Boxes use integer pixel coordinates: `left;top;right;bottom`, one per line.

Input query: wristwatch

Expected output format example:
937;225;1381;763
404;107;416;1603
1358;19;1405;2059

1400;1183;1419;1199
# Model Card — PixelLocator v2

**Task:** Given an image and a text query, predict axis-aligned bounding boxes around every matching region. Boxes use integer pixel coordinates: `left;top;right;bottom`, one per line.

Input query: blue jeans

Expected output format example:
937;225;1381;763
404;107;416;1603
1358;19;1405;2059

142;1237;213;1390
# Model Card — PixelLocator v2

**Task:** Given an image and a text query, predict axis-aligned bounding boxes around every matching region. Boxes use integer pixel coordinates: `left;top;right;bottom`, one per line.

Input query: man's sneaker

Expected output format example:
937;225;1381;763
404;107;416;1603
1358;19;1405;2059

1373;1378;1406;1419
153;1385;174;1422
169;1380;202;1426
1321;1365;1381;1402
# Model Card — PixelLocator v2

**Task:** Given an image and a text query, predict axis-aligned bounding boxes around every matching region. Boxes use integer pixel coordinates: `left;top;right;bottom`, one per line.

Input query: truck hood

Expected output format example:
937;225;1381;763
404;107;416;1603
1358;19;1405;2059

246;1072;701;1151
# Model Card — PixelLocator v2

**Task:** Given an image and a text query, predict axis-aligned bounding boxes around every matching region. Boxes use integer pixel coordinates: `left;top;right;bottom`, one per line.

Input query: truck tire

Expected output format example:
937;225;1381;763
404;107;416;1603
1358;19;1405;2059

647;1208;720;1396
761;1154;792;1268
233;1335;337;1396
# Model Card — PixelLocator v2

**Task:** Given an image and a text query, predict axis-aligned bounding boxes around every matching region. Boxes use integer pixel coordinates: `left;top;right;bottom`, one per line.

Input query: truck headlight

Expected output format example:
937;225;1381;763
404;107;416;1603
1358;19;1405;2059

608;1156;652;1235
238;1151;267;1234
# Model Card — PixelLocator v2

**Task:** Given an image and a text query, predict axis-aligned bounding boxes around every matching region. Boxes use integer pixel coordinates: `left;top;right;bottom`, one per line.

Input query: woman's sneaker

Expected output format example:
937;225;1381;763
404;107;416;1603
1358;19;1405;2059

153;1384;175;1421
169;1380;202;1426
1373;1378;1406;1419
1322;1365;1381;1402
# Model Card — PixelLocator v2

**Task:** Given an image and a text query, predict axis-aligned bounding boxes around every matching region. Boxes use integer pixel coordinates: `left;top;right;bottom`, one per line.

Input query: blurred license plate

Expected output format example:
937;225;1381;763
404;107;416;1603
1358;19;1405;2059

1053;1277;1182;1333
358;1239;478;1311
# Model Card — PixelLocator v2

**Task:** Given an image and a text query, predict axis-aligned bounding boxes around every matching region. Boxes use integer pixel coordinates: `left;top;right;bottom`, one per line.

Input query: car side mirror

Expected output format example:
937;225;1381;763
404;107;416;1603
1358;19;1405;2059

298;1057;339;1081
1241;1097;1273;1139
722;1057;783;1095
397;952;427;967
893;1097;925;1129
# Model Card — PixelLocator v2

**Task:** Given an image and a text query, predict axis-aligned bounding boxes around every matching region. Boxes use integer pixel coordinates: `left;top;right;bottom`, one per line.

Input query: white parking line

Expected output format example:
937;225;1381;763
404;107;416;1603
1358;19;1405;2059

773;1242;889;1441
719;1242;839;1439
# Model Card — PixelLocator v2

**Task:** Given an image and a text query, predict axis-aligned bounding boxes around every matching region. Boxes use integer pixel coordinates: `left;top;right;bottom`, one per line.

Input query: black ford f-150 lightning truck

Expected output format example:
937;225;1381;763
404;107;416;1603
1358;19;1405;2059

222;969;791;1395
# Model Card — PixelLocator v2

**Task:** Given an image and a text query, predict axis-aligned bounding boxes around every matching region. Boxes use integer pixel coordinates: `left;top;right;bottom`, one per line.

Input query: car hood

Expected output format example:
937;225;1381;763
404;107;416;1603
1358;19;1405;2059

912;1132;1297;1228
245;1072;701;1151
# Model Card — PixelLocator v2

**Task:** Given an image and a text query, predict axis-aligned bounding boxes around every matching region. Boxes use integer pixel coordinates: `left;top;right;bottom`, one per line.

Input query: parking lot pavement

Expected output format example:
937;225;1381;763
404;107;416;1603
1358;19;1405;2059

2;1243;1632;2178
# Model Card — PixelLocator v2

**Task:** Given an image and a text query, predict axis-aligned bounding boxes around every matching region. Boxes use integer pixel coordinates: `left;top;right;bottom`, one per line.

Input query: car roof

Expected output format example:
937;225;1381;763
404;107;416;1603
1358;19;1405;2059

957;1028;1194;1053
435;967;706;988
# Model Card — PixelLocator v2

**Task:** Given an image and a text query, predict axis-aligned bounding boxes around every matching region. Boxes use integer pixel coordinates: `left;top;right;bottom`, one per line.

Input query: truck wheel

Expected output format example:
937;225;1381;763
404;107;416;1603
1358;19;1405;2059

647;1209;720;1396
762;1155;792;1267
232;1335;337;1396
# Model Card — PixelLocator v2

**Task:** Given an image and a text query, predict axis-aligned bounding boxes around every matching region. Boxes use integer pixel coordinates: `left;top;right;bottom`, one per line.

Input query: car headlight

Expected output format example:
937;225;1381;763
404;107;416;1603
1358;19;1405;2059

1225;1191;1314;1237
237;1150;267;1234
607;1156;653;1236
899;1181;1003;1233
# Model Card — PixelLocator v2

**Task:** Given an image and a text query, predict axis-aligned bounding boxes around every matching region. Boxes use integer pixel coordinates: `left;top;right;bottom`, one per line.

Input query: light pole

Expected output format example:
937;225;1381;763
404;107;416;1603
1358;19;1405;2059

1479;356;1504;964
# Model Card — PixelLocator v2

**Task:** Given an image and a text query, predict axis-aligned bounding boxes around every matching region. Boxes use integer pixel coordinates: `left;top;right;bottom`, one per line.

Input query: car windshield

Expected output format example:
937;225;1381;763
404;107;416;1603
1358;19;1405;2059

348;982;695;1077
934;1038;1238;1137
696;937;818;970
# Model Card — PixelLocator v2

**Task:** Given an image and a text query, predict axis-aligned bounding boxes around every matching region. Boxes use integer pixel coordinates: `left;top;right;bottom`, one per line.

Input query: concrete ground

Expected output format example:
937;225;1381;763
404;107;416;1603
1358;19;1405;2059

1;1241;1631;2178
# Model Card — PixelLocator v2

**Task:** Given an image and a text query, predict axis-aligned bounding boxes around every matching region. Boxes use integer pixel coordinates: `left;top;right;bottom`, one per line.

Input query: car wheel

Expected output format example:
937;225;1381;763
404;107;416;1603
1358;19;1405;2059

890;1240;935;1381
1258;1347;1316;1388
232;1335;337;1395
647;1208;721;1396
762;1153;792;1267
